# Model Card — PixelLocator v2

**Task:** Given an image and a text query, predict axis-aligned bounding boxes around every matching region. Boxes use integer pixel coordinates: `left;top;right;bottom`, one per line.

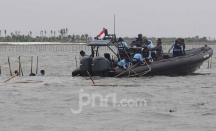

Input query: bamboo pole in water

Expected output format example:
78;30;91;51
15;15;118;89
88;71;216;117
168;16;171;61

36;56;39;74
75;56;78;68
31;56;33;74
210;56;212;68
18;56;21;76
208;58;210;69
8;57;12;76
87;71;95;84
0;65;1;75
4;74;17;83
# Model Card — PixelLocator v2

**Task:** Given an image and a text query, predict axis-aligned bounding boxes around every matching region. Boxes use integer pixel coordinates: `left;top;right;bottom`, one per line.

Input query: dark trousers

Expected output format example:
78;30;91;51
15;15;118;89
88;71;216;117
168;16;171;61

132;61;140;65
173;51;182;57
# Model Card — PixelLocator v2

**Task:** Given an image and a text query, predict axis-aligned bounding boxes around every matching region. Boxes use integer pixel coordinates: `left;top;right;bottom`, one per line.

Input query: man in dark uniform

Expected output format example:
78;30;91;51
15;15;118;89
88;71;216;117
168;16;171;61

168;38;183;57
150;38;164;60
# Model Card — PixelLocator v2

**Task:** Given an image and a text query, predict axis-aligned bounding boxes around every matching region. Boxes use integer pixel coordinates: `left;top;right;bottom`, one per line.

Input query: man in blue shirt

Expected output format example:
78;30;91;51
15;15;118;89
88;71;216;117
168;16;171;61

168;38;183;57
117;37;129;49
116;57;131;70
37;70;45;76
144;38;154;49
133;51;145;65
143;46;152;63
80;50;90;57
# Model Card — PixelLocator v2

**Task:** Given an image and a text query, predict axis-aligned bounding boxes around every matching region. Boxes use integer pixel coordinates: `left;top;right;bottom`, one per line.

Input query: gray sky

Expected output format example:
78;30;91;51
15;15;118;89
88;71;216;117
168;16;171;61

1;0;216;38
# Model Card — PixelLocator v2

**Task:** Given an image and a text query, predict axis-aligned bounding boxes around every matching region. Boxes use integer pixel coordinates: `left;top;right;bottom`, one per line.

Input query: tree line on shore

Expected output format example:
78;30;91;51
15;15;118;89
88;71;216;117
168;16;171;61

0;29;215;43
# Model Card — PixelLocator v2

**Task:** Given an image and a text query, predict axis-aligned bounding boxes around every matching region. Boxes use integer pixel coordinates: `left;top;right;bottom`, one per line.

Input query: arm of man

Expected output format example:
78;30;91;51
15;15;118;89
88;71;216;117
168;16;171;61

148;51;151;59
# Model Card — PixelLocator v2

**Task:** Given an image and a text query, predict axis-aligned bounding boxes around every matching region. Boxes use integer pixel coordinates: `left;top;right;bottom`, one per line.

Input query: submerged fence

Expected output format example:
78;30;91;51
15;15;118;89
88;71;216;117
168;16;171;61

0;44;215;52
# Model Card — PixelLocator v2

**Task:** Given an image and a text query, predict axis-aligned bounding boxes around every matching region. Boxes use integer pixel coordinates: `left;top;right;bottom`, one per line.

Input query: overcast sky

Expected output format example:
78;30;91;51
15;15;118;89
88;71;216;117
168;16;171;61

1;0;216;38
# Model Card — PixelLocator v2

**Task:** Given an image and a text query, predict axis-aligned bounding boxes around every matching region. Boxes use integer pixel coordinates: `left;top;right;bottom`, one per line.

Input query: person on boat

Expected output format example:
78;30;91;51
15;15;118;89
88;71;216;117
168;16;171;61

143;37;154;49
116;57;131;70
14;70;19;76
168;38;183;57
80;50;90;57
37;70;45;76
181;38;186;55
150;38;164;59
132;51;145;65
142;46;152;63
117;37;129;49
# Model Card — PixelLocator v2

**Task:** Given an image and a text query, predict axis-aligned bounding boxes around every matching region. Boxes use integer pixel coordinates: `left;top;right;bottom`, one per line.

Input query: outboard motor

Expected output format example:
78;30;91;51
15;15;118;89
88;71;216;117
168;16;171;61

92;56;110;77
80;56;92;76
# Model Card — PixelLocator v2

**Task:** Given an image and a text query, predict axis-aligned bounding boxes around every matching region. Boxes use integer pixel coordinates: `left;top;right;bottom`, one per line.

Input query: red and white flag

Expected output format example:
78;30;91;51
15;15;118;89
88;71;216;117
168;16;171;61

97;30;105;39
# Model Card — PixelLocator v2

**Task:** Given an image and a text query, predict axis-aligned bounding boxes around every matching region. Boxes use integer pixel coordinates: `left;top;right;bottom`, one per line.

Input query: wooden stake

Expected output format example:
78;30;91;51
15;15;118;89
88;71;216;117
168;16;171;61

4;74;17;83
31;56;33;74
0;65;1;75
18;56;24;76
36;56;38;74
87;71;95;84
75;56;77;68
18;56;21;76
210;56;212;68
208;58;210;69
8;57;12;76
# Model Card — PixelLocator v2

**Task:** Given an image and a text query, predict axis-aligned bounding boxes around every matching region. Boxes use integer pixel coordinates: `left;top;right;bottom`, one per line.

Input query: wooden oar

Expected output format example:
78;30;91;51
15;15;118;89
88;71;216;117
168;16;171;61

4;74;17;83
114;62;140;78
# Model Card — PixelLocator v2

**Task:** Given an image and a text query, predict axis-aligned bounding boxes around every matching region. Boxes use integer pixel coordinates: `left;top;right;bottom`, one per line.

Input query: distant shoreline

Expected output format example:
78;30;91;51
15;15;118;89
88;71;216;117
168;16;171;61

0;42;216;46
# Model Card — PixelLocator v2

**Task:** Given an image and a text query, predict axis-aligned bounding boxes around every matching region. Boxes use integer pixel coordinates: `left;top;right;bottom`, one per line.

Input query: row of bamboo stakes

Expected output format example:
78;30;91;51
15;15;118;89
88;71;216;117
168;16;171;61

1;56;39;83
3;56;39;83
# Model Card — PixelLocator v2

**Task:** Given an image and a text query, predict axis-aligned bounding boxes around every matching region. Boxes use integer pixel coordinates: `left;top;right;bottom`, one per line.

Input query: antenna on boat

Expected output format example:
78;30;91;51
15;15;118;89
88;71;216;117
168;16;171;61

114;14;115;35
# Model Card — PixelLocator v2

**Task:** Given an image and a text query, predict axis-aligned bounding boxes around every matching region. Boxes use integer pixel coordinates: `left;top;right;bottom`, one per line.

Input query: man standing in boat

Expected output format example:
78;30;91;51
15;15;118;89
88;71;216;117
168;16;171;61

168;38;183;57
150;38;164;59
181;38;186;55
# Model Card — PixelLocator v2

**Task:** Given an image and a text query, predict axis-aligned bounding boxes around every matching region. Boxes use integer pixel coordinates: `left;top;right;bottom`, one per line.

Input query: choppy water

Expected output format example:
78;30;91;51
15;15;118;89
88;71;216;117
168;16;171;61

0;45;216;131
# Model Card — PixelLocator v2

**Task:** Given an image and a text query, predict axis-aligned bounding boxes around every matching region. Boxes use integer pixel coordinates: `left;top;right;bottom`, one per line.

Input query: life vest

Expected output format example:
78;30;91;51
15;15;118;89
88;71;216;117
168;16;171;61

143;51;149;58
174;43;181;50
